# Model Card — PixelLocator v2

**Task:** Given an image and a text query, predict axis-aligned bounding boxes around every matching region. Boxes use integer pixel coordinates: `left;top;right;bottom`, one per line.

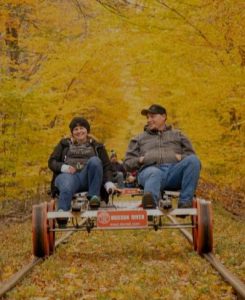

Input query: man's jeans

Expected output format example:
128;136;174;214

55;157;103;211
138;154;201;206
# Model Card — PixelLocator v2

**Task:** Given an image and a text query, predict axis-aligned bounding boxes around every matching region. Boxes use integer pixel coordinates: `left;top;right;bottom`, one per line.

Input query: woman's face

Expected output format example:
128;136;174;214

72;125;88;142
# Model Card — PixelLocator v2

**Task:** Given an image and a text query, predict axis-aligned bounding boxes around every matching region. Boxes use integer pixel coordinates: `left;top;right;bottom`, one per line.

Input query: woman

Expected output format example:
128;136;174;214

48;116;116;210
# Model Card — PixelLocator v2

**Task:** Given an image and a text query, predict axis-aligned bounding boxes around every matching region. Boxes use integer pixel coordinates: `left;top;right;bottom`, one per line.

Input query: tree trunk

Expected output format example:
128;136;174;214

5;14;20;74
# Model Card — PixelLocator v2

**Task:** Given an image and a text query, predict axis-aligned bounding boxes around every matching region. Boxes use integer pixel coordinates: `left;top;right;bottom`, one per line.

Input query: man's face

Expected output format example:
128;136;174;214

146;113;166;130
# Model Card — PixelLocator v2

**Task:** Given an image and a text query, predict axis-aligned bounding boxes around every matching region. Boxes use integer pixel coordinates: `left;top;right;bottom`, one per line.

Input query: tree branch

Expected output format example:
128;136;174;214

156;0;225;66
63;60;89;102
71;0;89;40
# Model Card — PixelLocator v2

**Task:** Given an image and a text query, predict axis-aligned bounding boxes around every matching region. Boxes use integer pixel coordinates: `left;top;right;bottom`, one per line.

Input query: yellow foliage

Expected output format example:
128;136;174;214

0;0;244;200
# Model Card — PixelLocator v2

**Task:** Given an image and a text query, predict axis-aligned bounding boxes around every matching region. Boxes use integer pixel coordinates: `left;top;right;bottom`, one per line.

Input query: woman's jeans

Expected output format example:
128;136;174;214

138;154;201;206
55;157;103;211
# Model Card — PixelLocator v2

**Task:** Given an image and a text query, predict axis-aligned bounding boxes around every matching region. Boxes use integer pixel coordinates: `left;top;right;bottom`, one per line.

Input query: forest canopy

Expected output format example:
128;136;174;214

0;0;244;201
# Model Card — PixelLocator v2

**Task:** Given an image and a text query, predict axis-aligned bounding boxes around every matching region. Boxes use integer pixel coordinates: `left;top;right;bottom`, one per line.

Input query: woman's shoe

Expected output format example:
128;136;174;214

89;195;100;209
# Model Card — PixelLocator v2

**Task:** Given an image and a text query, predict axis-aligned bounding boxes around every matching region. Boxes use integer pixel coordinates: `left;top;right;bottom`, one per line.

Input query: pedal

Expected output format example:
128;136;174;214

71;198;87;212
71;205;81;212
159;199;172;210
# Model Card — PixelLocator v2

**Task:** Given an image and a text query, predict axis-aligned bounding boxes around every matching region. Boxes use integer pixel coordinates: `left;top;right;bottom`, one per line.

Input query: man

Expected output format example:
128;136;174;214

110;151;126;188
124;104;201;209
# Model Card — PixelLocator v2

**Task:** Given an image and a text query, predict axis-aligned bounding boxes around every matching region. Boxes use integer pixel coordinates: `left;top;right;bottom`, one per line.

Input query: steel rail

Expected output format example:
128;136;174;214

167;215;245;299
0;220;86;298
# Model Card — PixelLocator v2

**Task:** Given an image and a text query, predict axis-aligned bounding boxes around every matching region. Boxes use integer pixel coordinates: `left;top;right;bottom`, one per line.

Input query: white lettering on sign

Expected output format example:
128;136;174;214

131;215;145;220
111;215;130;221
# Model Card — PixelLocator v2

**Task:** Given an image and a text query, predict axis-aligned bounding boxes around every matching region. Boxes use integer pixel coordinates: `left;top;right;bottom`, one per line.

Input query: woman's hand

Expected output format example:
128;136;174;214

61;164;76;174
68;166;76;174
104;181;118;194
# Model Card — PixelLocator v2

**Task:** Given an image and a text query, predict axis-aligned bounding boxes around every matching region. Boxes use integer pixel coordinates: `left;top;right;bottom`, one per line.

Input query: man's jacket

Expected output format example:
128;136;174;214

124;125;196;172
48;137;113;198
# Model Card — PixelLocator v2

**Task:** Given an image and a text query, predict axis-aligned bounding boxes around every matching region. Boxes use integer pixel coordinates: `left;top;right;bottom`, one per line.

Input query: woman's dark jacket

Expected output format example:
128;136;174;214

48;137;114;200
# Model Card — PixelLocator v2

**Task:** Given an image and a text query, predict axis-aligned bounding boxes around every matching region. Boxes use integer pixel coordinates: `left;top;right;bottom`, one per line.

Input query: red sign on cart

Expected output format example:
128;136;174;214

97;210;148;229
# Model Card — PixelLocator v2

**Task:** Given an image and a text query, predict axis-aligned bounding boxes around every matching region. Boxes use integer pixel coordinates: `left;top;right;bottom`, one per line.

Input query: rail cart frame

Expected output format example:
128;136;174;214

32;189;213;258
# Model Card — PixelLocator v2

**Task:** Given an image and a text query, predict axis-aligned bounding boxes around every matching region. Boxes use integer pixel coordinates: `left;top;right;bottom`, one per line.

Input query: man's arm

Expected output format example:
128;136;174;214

180;132;196;159
124;137;142;171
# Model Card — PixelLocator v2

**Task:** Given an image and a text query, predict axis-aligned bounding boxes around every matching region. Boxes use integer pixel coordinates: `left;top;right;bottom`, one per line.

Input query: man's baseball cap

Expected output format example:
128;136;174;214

141;104;167;116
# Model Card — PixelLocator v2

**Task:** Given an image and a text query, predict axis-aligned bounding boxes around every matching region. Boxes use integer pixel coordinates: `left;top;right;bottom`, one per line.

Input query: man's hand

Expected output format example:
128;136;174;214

127;175;136;183
175;154;182;161
139;156;144;164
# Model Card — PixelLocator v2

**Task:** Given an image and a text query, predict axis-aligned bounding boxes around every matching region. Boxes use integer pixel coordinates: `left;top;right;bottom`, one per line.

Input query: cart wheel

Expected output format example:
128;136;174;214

196;199;213;255
47;200;55;254
32;202;50;257
191;199;197;251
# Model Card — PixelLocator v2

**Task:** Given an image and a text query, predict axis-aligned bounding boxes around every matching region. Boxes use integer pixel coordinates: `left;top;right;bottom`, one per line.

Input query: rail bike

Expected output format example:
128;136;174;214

32;188;213;258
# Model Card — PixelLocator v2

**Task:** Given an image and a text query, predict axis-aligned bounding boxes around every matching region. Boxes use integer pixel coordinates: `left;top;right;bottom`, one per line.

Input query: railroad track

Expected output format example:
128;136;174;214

0;230;75;298
167;215;245;299
0;216;244;299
